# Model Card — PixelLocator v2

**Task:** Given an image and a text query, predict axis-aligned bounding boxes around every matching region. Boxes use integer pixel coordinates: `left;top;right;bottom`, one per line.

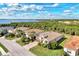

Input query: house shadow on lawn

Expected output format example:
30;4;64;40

56;45;63;50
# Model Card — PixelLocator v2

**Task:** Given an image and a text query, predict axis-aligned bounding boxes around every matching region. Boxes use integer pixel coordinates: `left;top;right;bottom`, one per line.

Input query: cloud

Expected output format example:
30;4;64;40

70;6;75;10
36;5;43;10
64;10;71;13
7;3;19;7
29;4;43;11
52;3;59;7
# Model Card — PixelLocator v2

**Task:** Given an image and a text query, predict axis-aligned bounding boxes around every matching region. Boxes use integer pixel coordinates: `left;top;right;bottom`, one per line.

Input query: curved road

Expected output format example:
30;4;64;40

0;37;35;56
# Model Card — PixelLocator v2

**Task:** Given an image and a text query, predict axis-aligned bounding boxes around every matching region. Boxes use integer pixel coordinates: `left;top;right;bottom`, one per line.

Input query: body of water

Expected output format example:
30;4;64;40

0;19;38;24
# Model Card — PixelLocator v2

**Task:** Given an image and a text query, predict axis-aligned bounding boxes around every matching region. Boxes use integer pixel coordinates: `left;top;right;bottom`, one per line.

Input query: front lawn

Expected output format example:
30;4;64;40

30;45;64;56
5;33;15;40
16;36;30;46
16;39;27;46
0;43;8;53
60;34;71;47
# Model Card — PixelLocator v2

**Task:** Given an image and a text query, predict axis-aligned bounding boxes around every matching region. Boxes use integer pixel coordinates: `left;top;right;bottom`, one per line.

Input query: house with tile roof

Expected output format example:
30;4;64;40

64;36;79;56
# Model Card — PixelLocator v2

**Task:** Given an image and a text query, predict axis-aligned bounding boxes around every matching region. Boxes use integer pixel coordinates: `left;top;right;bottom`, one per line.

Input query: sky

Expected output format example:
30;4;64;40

0;3;79;19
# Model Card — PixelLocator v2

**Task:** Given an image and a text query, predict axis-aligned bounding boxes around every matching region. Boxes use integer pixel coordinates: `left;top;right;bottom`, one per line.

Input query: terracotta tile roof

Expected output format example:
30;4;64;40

64;36;79;50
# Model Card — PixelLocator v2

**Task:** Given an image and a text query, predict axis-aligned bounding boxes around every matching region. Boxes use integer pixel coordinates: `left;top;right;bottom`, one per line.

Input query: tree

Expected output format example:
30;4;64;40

29;32;36;42
0;29;8;37
48;41;58;49
16;29;25;38
5;33;15;38
21;36;30;44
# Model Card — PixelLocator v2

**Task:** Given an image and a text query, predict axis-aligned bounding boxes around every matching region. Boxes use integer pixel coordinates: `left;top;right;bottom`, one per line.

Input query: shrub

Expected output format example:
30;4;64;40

5;33;15;40
21;36;30;44
0;29;8;37
16;29;25;38
48;41;58;49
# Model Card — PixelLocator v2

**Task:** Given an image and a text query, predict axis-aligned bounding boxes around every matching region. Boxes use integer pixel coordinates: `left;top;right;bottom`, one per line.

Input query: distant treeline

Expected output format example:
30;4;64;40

0;20;79;36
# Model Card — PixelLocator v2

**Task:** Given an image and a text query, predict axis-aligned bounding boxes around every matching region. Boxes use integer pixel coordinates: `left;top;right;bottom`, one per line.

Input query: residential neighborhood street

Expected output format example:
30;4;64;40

0;37;35;56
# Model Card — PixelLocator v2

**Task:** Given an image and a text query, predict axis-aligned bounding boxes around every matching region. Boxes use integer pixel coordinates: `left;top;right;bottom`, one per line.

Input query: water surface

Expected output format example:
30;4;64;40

0;19;38;24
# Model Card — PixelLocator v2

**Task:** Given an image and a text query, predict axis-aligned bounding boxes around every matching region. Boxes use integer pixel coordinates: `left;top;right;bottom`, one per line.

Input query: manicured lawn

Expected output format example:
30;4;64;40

16;40;26;46
16;38;30;46
30;45;64;56
6;37;15;40
60;34;71;47
16;39;27;46
0;43;8;53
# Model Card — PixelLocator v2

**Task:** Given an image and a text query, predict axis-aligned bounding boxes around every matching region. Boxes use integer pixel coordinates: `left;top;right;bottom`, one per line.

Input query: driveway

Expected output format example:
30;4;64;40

23;41;38;50
0;37;35;56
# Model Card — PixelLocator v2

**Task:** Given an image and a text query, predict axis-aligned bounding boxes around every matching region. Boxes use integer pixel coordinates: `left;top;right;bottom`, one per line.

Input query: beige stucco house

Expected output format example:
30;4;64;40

36;31;63;44
16;27;44;39
64;36;79;56
25;29;44;39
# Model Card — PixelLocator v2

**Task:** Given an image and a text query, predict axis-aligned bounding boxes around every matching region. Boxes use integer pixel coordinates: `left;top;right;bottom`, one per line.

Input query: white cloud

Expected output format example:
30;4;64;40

70;6;75;10
36;5;43;10
22;5;29;10
52;3;59;7
62;9;73;16
29;4;36;11
64;10;71;13
7;3;19;6
29;4;43;11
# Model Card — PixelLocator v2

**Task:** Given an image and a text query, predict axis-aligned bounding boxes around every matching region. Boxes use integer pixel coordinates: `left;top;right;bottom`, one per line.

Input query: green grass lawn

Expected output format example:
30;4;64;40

16;38;30;46
60;34;71;47
0;43;8;53
30;45;64;56
6;37;15;40
16;39;27;46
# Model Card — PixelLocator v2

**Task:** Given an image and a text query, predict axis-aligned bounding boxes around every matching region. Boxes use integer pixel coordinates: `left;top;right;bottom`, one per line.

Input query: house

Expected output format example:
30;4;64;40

36;31;63;44
16;27;44;39
16;27;29;32
0;26;15;33
25;29;44;38
64;36;79;56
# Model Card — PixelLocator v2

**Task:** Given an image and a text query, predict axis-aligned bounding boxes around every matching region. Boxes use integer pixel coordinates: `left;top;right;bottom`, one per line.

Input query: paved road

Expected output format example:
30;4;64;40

0;37;35;56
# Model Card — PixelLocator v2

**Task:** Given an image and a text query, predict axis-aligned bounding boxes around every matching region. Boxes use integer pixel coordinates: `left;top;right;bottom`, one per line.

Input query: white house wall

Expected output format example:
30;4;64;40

64;48;76;56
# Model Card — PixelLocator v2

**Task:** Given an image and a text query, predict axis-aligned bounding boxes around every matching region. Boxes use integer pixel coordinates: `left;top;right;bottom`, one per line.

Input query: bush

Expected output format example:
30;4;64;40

15;29;25;38
16;36;30;46
19;36;30;44
0;29;8;37
5;33;15;40
41;43;47;48
48;41;58;49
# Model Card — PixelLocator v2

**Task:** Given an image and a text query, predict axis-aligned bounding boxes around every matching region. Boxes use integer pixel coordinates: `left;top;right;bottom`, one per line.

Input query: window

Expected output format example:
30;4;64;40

67;50;71;54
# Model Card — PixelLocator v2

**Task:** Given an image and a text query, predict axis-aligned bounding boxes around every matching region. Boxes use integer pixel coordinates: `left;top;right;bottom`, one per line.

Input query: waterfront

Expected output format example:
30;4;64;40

0;19;38;24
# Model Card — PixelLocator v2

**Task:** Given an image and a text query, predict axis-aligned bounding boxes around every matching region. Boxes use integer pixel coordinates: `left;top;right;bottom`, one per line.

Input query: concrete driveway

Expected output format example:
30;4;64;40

0;37;35;56
23;41;38;50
